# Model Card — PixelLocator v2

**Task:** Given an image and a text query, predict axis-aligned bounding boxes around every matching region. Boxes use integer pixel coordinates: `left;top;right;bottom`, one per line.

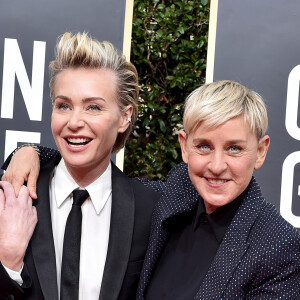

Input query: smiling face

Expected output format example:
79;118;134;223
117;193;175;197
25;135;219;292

51;67;132;184
179;115;270;214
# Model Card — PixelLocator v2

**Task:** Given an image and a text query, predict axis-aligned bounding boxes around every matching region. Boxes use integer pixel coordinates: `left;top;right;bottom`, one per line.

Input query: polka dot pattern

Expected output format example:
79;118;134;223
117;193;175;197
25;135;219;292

39;146;61;164
137;162;300;300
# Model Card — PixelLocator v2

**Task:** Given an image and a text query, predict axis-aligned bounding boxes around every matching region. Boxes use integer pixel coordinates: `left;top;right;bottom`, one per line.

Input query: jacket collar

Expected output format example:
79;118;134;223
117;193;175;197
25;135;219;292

153;163;199;226
31;155;62;300
196;177;266;299
31;157;135;300
98;162;135;300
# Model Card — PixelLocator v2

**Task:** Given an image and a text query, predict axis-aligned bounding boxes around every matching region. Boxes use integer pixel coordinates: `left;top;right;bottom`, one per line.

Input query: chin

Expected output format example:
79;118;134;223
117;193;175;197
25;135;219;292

204;195;234;208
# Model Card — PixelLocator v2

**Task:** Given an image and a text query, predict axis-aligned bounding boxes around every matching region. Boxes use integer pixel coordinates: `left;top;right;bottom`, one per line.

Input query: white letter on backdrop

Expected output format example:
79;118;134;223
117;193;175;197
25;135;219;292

281;151;300;228
1;38;46;121
4;130;40;161
286;65;300;140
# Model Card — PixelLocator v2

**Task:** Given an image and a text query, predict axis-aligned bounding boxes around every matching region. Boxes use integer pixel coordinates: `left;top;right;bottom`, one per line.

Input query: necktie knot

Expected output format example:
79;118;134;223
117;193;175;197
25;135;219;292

72;189;89;206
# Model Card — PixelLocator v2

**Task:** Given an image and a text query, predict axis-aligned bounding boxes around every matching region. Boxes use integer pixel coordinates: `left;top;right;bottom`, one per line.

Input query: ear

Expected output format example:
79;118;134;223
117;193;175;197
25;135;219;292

178;130;189;163
254;135;270;170
118;105;133;133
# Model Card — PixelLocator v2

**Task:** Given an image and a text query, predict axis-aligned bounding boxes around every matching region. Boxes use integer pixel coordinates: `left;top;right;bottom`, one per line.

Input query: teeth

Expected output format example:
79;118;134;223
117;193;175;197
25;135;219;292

69;144;84;148
68;138;90;144
66;137;91;148
207;178;227;184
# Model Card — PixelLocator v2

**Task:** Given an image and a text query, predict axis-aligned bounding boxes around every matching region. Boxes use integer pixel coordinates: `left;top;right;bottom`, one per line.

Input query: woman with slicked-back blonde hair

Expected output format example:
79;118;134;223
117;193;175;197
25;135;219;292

0;32;160;300
49;32;139;152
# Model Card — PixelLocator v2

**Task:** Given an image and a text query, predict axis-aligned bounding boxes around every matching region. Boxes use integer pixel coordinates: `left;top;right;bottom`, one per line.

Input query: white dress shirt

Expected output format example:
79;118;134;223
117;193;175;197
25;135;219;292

4;159;112;300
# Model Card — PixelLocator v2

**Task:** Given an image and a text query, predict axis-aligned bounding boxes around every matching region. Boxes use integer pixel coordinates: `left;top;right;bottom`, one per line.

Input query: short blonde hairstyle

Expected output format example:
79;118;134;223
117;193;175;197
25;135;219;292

49;32;139;152
183;80;268;139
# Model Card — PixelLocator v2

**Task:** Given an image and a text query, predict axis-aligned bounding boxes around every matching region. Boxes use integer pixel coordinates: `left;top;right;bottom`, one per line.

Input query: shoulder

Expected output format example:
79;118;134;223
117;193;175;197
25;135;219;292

111;162;161;207
247;200;300;267
134;178;166;193
40;151;62;171
38;154;62;183
235;178;300;248
130;162;190;195
165;162;188;181
243;202;300;296
252;201;300;243
131;178;162;213
132;177;162;198
39;146;61;165
231;179;300;264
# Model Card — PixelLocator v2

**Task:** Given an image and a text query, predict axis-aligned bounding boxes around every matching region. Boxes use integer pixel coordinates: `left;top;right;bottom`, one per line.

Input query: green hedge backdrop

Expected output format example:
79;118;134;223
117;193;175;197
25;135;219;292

125;0;210;179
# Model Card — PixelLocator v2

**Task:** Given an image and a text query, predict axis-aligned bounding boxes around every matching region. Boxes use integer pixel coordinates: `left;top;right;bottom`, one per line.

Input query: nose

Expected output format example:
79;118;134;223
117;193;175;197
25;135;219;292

67;110;85;131
208;150;227;175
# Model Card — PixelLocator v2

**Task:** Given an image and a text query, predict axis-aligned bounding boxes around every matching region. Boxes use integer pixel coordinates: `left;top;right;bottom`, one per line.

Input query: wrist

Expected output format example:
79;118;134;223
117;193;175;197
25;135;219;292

0;246;25;272
13;144;40;157
0;256;23;272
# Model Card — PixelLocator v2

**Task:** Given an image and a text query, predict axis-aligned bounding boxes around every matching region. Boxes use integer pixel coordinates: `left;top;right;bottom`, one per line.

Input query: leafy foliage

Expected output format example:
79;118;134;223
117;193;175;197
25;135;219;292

124;0;210;179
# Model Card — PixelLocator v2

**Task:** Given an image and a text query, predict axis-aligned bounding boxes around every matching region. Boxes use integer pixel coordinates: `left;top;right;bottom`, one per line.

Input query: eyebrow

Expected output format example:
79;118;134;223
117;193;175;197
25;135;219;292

193;138;209;143
193;138;247;144
54;95;107;103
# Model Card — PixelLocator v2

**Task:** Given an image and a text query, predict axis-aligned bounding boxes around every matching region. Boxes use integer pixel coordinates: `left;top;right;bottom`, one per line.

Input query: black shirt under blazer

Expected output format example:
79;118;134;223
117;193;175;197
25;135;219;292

137;163;300;300
0;154;160;300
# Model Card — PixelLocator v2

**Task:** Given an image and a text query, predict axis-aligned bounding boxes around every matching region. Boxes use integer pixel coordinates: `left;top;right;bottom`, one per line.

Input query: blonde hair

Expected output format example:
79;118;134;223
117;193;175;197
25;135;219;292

49;32;139;152
183;80;268;139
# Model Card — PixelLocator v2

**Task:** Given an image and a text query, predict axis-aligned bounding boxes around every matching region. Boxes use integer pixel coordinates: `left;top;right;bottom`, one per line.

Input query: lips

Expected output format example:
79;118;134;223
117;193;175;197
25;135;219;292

206;178;229;185
65;137;92;147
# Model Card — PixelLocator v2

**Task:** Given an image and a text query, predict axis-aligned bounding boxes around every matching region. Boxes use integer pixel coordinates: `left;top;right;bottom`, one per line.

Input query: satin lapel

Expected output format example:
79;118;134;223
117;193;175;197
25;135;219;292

195;178;265;300
99;163;135;300
30;157;61;300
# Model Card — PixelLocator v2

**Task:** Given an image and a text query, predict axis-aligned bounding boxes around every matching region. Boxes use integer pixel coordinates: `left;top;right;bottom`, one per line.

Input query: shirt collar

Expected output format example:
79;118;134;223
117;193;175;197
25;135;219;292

53;159;112;215
193;188;247;243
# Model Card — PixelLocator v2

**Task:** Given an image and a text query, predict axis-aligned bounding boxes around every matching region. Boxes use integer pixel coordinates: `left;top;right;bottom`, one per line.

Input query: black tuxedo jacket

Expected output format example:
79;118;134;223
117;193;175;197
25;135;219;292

0;155;160;300
137;163;300;300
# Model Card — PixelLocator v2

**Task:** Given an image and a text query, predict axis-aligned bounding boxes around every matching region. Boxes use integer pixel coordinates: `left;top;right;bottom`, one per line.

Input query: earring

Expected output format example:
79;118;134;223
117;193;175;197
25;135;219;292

127;117;131;122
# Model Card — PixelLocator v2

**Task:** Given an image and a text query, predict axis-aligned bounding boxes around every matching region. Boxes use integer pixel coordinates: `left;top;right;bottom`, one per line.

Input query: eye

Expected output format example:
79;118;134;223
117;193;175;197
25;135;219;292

56;102;70;111
228;145;242;153
196;143;211;153
87;104;101;112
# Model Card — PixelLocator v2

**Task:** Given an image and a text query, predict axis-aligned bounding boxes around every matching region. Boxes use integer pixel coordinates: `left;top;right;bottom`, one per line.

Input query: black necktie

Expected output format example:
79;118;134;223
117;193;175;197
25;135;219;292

60;189;89;300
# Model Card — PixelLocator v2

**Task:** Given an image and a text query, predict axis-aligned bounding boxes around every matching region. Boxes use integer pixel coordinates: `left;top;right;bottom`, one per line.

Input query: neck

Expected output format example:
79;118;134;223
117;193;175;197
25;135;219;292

65;160;110;187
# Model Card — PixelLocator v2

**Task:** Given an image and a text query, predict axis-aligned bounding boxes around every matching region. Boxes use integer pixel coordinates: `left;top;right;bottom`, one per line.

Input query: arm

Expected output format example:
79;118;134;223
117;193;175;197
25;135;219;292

0;263;24;299
134;163;188;193
2;145;59;198
135;178;166;194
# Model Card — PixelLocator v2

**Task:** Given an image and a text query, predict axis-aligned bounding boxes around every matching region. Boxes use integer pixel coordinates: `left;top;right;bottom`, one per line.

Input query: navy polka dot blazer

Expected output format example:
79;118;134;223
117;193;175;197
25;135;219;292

137;163;300;300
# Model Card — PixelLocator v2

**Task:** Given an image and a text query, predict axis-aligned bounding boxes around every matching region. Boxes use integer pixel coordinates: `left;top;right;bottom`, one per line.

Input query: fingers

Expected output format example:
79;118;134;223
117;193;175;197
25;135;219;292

0;184;37;272
2;146;40;198
18;186;31;207
2;170;37;199
12;178;24;198
2;172;26;198
0;189;4;212
0;181;17;203
27;171;38;199
31;206;38;227
0;182;31;208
